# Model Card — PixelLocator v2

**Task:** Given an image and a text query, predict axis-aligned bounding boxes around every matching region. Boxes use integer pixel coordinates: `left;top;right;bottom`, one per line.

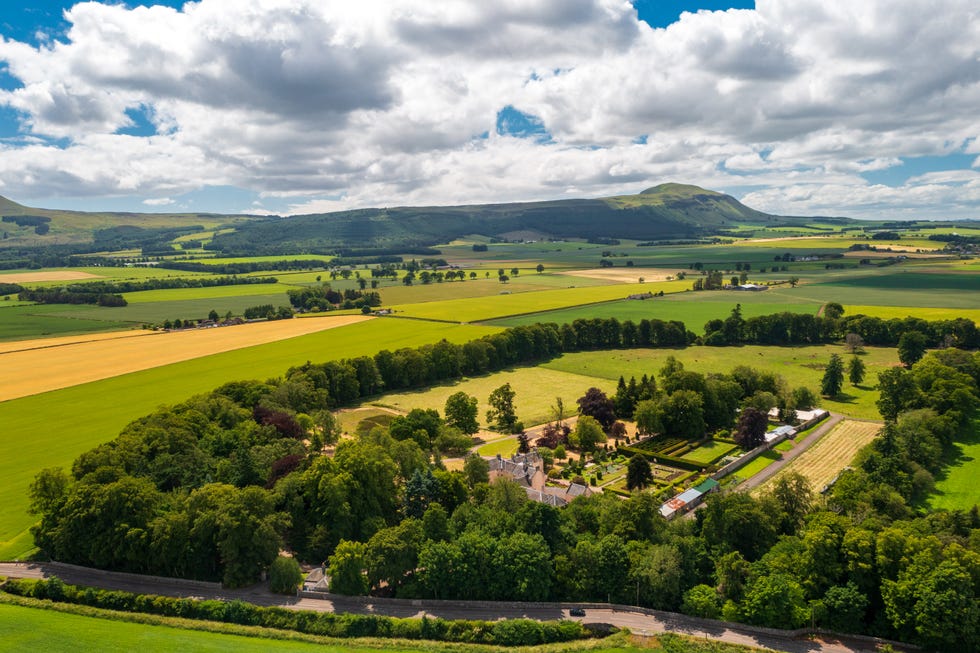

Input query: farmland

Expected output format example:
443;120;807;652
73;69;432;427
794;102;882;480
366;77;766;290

759;420;882;493
0;315;372;402
0;319;498;560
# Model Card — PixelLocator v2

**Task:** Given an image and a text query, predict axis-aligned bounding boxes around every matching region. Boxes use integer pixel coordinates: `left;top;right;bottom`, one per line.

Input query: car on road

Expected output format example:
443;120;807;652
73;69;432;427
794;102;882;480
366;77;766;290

569;608;586;617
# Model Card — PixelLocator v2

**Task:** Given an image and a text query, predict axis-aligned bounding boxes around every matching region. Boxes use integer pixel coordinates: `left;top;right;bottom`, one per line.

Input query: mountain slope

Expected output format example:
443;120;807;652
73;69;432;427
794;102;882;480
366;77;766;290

208;183;787;255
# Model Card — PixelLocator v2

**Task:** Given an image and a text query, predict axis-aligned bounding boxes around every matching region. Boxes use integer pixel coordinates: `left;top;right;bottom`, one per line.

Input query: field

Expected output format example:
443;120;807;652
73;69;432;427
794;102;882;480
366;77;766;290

539;346;898;420
375;367;616;429
760;420;881;493
0;316;372;402
929;420;980;511
0;303;134;340
0;271;102;283
390;280;687;322
488;293;820;328
0;320;499;560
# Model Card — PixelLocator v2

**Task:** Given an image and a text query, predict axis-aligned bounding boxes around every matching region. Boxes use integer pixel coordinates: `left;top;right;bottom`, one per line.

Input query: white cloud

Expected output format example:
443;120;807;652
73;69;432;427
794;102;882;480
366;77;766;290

142;197;175;206
0;0;977;218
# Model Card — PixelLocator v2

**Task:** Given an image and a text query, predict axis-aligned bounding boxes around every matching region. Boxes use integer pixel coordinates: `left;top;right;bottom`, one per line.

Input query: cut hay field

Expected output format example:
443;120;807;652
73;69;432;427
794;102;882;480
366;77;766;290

390;280;687;323
487;295;819;328
0;315;372;402
0;270;101;283
929;421;980;511
374;367;617;432
760;420;881;493
0;320;499;560
540;346;898;420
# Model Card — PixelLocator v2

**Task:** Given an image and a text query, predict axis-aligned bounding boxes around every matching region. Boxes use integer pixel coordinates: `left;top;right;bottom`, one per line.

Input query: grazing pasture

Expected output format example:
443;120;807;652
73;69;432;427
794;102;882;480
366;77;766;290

0;320;498;560
759;420;881;493
929;422;980;511
374;367;616;431
540;345;897;420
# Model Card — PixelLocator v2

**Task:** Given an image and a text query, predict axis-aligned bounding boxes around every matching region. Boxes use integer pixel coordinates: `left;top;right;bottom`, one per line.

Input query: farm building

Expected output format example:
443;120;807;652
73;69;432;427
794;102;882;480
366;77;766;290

659;478;719;520
767;407;830;429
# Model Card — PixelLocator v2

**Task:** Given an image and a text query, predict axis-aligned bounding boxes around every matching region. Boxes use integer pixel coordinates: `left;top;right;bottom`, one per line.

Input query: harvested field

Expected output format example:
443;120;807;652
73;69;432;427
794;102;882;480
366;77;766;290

761;420;881;493
0;270;102;283
559;268;684;283
0;329;152;354
0;315;372;401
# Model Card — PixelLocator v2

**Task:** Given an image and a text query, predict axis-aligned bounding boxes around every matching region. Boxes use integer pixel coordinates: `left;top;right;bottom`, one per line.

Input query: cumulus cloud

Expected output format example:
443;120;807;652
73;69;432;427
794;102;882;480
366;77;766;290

0;0;977;218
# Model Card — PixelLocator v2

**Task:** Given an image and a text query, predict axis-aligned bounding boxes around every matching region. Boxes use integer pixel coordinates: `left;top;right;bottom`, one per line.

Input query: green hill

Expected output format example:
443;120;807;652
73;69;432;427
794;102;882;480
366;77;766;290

206;183;790;255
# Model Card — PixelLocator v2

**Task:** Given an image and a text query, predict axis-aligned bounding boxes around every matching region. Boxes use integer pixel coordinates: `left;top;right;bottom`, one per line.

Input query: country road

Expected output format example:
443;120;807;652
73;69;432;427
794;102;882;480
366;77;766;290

0;561;911;653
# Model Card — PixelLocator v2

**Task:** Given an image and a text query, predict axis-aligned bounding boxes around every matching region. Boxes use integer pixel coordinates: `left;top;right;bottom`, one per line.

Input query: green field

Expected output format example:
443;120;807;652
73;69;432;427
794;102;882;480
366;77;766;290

539;345;897;420
487;294;820;328
731;450;781;480
929;421;980;511
375;367;616;430
123;283;301;303
0;320;499;560
792;271;980;309
44;294;293;325
390;281;686;323
0;304;134;340
683;440;739;465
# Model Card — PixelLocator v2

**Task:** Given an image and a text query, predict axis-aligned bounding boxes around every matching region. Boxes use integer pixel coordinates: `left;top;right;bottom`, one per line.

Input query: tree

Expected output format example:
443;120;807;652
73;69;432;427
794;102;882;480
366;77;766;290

626;455;653;491
633;399;662;437
463;453;489;487
848;356;866;386
570;415;606;453
268;555;303;594
536;264;544;273
576;387;616;431
734;407;768;450
682;584;722;619
444;391;479;434
844;332;865;353
823;302;845;320
208;309;220;322
661;390;706;440
898;331;928;368
788;276;799;288
821;354;845;397
328;540;369;595
486;383;519;433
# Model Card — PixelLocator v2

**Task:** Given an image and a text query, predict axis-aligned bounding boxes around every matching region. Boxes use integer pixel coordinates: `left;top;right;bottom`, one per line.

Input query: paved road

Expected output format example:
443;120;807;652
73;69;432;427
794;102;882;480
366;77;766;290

0;561;908;653
736;412;846;492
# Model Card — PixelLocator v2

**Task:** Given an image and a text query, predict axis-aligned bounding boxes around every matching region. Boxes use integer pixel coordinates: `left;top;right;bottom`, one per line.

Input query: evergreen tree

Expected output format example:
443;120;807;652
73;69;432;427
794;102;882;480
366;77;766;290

626;455;653;491
847;356;866;386
821;354;845;397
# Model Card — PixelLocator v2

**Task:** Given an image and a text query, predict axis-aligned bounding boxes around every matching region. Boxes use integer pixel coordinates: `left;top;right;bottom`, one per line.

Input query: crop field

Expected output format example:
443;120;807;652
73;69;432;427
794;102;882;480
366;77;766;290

0;304;134;341
682;440;739;465
760;420;881;493
123;282;301;303
790;271;980;309
842;305;980;323
0;315;373;402
0;270;102;283
374;367;616;431
929;422;980;511
390;280;686;323
488;295;819;329
0;319;499;559
730;236;940;251
540;345;898;420
44;293;293;325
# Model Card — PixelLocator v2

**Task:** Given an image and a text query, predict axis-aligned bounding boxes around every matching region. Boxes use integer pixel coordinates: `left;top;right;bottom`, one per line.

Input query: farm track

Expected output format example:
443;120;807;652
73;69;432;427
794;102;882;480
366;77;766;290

0;562;913;653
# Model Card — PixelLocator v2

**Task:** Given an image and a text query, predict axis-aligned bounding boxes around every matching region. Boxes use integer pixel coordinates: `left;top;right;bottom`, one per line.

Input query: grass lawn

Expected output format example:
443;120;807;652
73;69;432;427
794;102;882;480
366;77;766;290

389;281;687;323
539;345;896;420
476;436;520;458
929;421;980;511
0;320;499;560
682;441;738;465
732;451;781;480
373;367;616;433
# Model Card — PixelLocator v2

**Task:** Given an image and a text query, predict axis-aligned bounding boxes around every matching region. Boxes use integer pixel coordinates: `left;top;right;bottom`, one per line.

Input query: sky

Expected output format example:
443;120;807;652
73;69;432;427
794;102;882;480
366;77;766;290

0;1;978;220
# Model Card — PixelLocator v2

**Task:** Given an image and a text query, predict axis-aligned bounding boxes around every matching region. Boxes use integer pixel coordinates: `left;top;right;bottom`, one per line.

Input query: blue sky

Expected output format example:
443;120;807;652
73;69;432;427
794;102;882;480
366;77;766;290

0;1;977;219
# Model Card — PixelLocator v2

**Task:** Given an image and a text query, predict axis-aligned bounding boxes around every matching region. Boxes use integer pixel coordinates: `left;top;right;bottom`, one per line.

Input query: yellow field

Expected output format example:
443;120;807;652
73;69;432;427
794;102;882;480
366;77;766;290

845;305;980;323
732;236;941;251
559;268;685;283
0;315;372;401
0;329;152;354
0;270;102;283
761;420;881;493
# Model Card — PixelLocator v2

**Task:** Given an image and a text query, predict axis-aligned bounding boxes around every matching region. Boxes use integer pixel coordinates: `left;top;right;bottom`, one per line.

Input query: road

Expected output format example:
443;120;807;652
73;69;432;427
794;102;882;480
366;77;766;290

0;561;909;653
736;412;845;492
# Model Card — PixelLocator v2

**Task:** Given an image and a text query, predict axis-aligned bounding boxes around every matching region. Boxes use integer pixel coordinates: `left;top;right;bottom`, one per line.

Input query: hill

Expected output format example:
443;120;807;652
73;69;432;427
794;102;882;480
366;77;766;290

206;183;794;255
0;194;265;250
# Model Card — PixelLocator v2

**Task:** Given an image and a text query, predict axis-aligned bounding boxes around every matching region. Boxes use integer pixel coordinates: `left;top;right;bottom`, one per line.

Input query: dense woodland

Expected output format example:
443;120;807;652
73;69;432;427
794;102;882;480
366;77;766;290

28;315;980;651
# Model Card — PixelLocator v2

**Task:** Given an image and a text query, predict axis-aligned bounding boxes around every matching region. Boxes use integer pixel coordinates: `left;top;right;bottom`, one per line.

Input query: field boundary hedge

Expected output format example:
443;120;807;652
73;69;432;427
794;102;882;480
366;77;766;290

0;577;588;646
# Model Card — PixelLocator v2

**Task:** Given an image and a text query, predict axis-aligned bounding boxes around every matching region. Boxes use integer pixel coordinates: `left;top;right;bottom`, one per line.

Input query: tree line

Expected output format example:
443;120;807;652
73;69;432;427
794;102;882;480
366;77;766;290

26;315;980;649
